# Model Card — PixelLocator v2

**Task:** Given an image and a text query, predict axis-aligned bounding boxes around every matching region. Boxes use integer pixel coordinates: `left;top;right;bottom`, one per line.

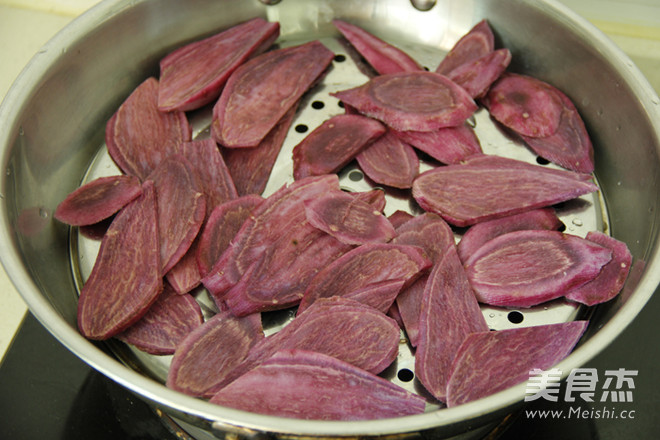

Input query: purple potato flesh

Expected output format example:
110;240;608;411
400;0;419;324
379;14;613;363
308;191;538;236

446;321;589;407
415;246;489;401
217;297;401;389
521;89;595;173
304;190;396;245
356;131;420;189
147;155;206;275
116;283;203;355
447;48;511;99
210;349;426;420
565;231;632;306
158;18;280;112
387;210;415;228
411;155;598;227
201;174;339;298
166;310;264;398
352;189;387;212
297;243;431;314
394;123;482;165
482;72;564;138
331;71;478;132
77;181;162;340
222;104;297;196
105;77;191;180
292;114;386;180
212;40;334;148
436;19;495;75
332;20;421;75
196;195;264;278
457;208;563;263
54;175;141;226
464;230;612;307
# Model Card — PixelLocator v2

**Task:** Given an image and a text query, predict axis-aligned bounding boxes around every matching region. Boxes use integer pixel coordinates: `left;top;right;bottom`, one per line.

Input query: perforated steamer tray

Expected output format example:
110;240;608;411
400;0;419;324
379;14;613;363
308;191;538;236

70;33;607;410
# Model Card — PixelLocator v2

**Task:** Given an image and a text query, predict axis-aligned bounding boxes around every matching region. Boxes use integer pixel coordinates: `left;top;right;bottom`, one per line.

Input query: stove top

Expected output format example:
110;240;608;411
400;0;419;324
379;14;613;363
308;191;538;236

1;292;659;439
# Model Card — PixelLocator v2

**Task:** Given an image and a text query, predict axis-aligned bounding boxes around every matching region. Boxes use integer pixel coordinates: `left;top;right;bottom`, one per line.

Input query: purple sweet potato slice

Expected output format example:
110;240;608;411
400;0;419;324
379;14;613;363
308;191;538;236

391;214;456;347
148;155;206;274
388;210;414;228
565;231;632;306
77;181;162;340
356;130;419;189
196;195;264;278
394;123;482;165
482;72;564;138
520;89;595;173
446;321;589;407
447;48;511;99
116;283;203;355
297;243;431;314
222;104;297;196
411;155;599;227
201;175;341;301
332;20;421;75
218;297;401;388
212;40;334;148
464;230;612;307
54;175;142;226
210;349;426;420
352;189;387;212
436;19;495;75
166;310;264;398
303;190;396;245
292;114;386;180
331;71;478;132
180;139;238;213
457;208;563;263
415;246;489;401
158;18;280;112
105;77;191;180
165;245;203;295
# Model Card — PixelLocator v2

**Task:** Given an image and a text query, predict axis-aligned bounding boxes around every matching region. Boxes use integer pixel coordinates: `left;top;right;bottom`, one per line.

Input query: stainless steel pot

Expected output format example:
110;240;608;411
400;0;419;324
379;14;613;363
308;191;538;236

2;0;660;438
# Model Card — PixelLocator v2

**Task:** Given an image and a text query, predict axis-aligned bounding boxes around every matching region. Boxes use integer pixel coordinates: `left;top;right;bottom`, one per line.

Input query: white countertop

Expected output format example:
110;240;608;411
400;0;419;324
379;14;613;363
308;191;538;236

1;0;660;364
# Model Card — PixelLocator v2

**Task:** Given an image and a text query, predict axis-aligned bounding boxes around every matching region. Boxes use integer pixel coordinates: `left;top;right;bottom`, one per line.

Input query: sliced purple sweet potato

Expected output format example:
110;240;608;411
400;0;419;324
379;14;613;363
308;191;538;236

436;19;494;75
201;175;340;298
217;297;401;388
464;230;612;307
148;155;206;274
412;155;599;227
415;246;489;401
212;40;334;148
158;18;280;112
356;131;419;189
297;243;431;314
352;189;387;212
222;104;297;196
116;283;203;355
165;247;203;295
210;349;426;420
54;175;142;226
391;213;456;346
292;114;385;180
482;72;564;138
394;123;482;165
196;195;264;278
565;231;632;306
333;20;421;75
77;181;162;340
303;190;396;245
446;321;589;407
520;89;595;173
447;48;511;99
180;139;238;213
331;71;478;132
166;310;264;398
105;77;191;180
388;210;414;228
457;208;563;263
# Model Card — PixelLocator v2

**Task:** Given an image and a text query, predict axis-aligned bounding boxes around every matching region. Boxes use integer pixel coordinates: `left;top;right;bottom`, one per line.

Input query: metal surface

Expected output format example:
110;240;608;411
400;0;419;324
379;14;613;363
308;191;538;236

1;0;660;438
